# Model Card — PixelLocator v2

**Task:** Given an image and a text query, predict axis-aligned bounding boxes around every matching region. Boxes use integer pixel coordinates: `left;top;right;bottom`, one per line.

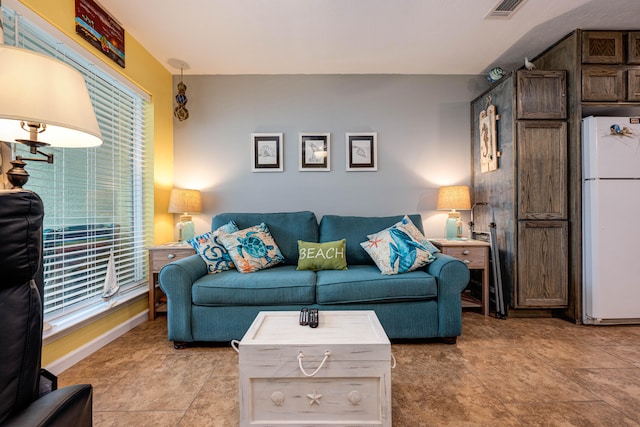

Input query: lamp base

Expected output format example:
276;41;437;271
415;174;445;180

176;215;195;242
445;212;464;240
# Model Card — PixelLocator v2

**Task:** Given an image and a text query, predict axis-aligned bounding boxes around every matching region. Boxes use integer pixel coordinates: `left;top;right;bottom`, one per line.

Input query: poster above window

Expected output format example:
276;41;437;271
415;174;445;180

75;0;125;68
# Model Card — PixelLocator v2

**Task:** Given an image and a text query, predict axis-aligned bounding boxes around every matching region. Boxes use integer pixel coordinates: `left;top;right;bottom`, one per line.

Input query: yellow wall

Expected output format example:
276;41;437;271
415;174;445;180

16;0;174;365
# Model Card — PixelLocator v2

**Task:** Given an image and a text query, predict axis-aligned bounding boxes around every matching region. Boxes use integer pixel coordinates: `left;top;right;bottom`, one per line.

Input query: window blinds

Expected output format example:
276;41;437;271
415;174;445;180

2;6;153;319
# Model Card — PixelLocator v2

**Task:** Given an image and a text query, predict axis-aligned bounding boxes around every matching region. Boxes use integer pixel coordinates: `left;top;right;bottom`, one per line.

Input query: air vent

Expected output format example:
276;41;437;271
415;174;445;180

486;0;528;19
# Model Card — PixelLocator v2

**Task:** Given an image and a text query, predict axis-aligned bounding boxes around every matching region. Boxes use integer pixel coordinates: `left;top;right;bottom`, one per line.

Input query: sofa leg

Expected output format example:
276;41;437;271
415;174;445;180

173;341;188;349
442;336;457;345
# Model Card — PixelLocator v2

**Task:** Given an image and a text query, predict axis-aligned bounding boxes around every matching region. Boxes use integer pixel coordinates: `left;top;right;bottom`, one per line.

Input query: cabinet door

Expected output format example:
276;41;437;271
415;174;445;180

582;31;623;64
628;32;640;64
517;221;568;308
517;70;566;119
517;121;567;220
628;69;640;101
581;66;625;101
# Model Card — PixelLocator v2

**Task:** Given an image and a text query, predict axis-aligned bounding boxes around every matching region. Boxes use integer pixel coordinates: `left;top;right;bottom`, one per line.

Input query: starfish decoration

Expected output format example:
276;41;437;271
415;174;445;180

306;390;323;405
367;237;383;248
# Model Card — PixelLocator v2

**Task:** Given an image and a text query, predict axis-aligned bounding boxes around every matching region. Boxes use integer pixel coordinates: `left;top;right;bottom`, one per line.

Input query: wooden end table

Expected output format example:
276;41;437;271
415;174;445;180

430;239;491;316
147;242;195;320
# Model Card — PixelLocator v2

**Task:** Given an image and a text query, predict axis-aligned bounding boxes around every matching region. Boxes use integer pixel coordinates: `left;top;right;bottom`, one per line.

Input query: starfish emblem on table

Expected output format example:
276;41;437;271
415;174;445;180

306;389;323;405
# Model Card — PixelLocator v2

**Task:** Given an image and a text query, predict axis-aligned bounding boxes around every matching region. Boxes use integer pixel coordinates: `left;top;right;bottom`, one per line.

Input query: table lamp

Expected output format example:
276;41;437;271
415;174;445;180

0;45;103;188
168;188;202;241
437;185;471;240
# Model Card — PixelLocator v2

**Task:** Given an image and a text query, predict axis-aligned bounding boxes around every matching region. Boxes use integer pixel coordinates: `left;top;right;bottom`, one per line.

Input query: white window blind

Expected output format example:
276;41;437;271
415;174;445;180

2;6;153;320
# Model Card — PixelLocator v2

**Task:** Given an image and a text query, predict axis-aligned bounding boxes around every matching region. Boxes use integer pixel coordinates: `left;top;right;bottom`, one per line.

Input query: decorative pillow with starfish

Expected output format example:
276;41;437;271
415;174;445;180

360;216;435;275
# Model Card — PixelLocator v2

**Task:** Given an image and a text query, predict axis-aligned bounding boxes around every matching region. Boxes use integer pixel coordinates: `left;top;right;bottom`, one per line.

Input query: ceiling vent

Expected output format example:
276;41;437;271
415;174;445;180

486;0;528;19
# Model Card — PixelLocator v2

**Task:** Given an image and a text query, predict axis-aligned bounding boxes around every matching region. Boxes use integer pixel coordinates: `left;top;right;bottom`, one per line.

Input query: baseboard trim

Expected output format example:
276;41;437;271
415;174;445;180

44;310;148;375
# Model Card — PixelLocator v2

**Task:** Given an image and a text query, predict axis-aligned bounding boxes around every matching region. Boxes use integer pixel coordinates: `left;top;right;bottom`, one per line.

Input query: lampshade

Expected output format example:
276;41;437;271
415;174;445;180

437;185;471;211
0;45;103;148
168;189;202;214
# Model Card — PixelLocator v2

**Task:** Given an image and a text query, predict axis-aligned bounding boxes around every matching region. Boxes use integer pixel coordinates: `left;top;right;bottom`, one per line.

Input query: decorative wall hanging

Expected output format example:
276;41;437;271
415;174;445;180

299;133;330;171
174;68;189;121
479;97;498;173
346;132;377;171
75;0;125;68
251;133;283;172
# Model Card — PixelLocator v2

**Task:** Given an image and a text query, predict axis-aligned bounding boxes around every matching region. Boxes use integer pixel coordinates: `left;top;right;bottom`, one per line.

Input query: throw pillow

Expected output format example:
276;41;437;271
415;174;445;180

218;223;285;273
361;223;435;275
297;239;348;271
396;215;440;254
188;221;239;274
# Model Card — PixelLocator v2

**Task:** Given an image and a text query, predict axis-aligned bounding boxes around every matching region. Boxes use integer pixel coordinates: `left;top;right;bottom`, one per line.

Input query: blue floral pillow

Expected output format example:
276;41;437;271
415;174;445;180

188;221;238;274
360;217;435;275
218;223;284;273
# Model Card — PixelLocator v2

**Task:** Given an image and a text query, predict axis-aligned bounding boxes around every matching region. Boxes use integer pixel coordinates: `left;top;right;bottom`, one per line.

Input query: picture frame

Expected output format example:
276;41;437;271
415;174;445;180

479;104;498;173
251;133;283;172
346;132;377;171
299;132;330;171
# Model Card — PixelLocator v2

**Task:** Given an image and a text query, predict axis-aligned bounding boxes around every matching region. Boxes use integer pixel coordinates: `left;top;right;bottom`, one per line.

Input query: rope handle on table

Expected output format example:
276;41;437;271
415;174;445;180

297;350;331;377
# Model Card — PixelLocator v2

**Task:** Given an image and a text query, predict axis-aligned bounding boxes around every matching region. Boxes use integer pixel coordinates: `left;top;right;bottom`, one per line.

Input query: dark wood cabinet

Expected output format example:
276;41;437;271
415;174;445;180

628;69;640;100
582;66;625;101
517;71;567;119
517;121;567;220
582;31;623;64
472;69;568;311
517;221;568;308
627;32;640;64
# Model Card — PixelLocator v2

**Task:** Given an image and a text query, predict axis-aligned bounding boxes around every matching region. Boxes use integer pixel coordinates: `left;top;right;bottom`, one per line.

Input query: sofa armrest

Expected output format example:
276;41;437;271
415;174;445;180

4;384;92;427
426;253;470;338
159;254;208;342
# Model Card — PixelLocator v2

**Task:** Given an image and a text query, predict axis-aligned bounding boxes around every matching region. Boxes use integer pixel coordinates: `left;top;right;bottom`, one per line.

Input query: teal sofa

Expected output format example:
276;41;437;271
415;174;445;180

159;211;469;347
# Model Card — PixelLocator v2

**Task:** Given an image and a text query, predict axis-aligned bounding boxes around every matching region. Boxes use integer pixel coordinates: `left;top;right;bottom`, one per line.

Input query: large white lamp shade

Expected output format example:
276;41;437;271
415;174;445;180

0;45;102;148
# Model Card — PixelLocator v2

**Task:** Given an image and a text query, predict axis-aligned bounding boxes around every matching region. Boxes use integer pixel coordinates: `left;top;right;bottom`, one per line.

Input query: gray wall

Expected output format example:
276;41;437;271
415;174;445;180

172;74;486;237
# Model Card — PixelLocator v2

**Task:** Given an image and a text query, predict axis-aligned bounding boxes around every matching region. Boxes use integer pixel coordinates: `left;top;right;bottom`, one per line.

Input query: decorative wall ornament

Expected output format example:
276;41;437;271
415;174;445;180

479;97;499;173
174;68;189;121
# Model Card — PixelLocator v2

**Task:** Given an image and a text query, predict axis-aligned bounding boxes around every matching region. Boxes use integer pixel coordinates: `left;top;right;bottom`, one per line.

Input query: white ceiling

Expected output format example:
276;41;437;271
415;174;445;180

97;0;640;76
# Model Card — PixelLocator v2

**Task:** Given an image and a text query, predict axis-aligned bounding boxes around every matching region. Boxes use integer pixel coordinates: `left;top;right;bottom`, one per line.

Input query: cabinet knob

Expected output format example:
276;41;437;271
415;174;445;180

167;253;176;259
462;250;470;255
463;259;470;264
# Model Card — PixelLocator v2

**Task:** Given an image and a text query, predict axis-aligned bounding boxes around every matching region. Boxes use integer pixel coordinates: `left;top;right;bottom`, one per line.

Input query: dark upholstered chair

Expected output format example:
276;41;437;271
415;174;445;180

0;190;93;426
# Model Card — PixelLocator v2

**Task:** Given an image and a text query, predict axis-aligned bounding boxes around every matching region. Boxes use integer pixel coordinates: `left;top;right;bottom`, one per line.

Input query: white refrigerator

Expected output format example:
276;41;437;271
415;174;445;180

582;116;640;325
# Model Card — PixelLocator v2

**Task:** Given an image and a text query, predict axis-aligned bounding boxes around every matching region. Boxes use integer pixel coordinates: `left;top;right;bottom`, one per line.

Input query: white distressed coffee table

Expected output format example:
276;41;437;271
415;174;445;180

237;310;392;427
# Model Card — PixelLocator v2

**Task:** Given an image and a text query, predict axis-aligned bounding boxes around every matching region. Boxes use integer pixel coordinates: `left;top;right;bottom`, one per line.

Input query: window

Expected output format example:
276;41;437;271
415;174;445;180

2;6;153;325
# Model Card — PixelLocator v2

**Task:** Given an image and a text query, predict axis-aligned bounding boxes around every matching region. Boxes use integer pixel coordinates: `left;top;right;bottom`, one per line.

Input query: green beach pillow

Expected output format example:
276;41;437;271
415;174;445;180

297;239;348;271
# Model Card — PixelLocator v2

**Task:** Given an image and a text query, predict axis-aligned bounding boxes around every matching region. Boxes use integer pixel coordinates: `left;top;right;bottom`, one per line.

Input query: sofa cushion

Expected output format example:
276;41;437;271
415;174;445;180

212;211;318;266
187;221;238;274
318;214;424;265
192;265;316;306
297;239;348;271
361;217;435;275
315;265;437;304
219;223;284;273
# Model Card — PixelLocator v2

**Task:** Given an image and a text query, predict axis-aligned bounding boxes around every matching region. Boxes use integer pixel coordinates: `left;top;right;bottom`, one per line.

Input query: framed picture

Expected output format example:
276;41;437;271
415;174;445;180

479;104;498;173
346;132;377;171
299;133;330;171
251;133;283;172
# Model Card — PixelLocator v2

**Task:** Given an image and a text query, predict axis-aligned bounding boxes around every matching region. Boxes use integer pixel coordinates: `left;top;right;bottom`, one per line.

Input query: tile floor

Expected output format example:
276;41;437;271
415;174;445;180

58;311;640;426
